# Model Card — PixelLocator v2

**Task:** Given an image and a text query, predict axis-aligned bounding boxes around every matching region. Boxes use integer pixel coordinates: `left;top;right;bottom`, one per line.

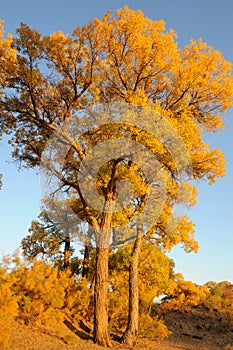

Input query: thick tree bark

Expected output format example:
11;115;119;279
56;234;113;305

94;247;111;346
123;225;143;347
93;161;119;347
93;197;114;347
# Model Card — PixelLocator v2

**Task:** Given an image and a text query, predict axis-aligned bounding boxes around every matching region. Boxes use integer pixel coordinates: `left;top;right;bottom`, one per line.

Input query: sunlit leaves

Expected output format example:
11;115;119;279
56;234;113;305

0;20;16;93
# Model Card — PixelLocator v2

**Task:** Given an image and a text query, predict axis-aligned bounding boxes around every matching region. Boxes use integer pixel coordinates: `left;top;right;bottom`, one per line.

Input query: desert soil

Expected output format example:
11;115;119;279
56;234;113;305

6;315;231;350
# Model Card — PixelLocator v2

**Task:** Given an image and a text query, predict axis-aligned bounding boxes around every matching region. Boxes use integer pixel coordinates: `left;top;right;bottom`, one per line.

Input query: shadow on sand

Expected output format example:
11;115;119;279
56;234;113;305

63;319;92;340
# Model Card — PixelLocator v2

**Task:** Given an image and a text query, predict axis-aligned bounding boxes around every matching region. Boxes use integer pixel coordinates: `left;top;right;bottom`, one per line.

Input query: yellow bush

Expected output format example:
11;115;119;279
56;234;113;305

9;261;79;326
0;317;12;350
0;266;18;349
224;344;233;350
140;314;170;340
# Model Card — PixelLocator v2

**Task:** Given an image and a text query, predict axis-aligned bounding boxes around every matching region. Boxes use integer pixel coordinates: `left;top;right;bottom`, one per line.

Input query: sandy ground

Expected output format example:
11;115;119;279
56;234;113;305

6;318;228;350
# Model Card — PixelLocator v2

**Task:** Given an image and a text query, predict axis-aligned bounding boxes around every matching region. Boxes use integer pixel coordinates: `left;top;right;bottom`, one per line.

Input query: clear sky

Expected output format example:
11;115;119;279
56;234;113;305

0;0;232;285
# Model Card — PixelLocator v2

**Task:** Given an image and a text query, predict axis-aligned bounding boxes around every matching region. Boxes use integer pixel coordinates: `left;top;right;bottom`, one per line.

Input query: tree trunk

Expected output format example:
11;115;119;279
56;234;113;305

63;233;70;269
82;226;92;279
94;247;112;346
82;243;90;279
123;225;143;347
93;198;114;347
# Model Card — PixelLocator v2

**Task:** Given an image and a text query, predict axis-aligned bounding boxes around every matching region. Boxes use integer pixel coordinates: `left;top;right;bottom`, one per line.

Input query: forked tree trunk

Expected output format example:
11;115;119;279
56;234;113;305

123;225;143;347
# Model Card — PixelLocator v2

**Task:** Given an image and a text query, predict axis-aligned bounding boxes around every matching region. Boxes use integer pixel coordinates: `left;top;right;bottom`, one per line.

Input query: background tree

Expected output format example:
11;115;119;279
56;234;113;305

21;197;86;270
204;281;233;312
21;201;94;277
108;241;174;333
21;211;80;273
160;275;210;311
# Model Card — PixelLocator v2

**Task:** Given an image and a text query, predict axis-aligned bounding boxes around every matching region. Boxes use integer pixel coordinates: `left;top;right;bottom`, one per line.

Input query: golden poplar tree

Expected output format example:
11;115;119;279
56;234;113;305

0;7;233;347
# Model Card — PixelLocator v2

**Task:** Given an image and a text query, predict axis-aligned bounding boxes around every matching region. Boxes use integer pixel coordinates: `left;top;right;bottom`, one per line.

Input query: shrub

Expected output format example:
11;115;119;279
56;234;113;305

224;344;233;350
0;264;19;349
140;313;171;340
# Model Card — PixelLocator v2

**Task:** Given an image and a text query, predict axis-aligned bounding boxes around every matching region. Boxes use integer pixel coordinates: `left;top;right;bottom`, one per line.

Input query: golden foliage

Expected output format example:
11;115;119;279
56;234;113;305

1;8;233;345
1;253;233;343
0;20;16;93
108;243;173;332
0;254;94;324
204;281;233;312
1;7;233;248
164;274;210;310
139;313;171;340
0;262;18;349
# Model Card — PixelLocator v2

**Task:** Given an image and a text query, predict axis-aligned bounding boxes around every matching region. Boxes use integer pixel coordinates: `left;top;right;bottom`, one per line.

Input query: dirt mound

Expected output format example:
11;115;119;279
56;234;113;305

5;313;233;350
161;306;233;349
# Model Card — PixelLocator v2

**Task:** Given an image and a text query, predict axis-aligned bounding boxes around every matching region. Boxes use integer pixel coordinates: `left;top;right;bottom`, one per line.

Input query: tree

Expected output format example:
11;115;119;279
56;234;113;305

161;275;210;311
108;241;173;334
204;281;233;312
91;7;233;346
1;6;233;347
21;209;75;271
21;202;93;277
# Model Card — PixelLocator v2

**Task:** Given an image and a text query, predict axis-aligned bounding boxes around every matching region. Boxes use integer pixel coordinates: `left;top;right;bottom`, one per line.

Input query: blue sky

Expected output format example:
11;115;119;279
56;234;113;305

0;0;232;284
